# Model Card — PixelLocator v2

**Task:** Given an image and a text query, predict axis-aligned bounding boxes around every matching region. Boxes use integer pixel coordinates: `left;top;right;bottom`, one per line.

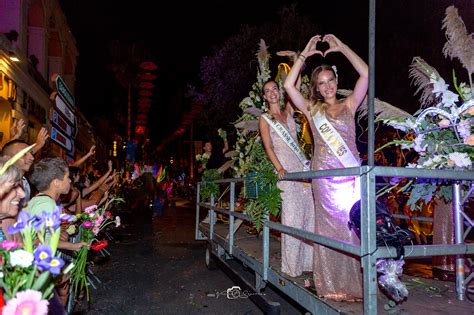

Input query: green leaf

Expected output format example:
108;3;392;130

32;271;51;291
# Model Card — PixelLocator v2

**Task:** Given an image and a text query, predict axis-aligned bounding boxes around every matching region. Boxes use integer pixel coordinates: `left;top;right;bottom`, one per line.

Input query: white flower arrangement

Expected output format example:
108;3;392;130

379;6;473;209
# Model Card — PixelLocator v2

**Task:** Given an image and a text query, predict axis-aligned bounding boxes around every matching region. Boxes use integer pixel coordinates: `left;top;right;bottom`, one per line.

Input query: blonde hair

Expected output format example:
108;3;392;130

0;159;21;185
308;64;337;116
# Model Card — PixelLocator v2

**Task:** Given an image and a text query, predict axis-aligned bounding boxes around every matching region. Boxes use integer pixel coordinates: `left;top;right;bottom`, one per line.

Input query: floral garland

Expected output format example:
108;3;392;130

379;5;473;210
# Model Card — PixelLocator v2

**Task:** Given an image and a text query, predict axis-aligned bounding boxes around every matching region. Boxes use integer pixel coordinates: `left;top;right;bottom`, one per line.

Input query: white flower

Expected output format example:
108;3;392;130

448;152;472;168
10;250;34;268
407;163;419;168
457;119;471;140
432;155;444;163
422;158;434;167
459;82;473;100
413;134;427;152
195;154;202;161
430;76;448;96
441;90;459;106
400;142;414;150
115;216;121;227
66;224;77;235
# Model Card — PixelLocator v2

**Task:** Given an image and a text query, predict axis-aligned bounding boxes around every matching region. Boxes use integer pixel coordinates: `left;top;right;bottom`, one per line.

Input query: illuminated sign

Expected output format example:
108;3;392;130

50;126;73;152
52;110;75;137
54;75;75;109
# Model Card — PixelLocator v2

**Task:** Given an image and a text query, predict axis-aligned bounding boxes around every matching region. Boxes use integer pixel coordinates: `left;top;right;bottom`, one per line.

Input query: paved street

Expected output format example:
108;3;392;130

71;198;270;315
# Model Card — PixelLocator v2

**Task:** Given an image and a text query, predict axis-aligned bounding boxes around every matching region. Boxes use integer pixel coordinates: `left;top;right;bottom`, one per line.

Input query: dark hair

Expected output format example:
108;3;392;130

1;139;30;156
262;80;287;110
69;166;80;179
30;157;69;191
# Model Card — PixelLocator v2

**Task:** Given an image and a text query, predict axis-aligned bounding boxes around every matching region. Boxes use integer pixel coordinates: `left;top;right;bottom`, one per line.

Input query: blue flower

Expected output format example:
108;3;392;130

48;257;65;275
7;211;31;234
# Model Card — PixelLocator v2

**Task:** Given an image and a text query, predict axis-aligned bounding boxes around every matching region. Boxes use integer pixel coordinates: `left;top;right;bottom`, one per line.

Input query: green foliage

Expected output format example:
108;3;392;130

200;169;223;201
244;143;282;231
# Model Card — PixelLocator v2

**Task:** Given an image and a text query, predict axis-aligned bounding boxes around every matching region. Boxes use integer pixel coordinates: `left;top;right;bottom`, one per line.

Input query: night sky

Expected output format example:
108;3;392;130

58;0;473;148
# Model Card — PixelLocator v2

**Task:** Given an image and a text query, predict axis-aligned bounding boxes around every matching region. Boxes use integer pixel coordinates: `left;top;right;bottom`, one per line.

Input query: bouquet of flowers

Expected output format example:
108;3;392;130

195;152;210;169
379;6;473;209
69;197;122;301
1;208;75;314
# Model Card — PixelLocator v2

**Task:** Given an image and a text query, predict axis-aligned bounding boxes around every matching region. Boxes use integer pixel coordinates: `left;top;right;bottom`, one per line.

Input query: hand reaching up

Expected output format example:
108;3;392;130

10;119;26;140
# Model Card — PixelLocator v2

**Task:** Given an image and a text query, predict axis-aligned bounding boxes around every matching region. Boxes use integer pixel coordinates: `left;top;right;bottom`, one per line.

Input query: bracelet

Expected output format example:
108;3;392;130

298;54;307;61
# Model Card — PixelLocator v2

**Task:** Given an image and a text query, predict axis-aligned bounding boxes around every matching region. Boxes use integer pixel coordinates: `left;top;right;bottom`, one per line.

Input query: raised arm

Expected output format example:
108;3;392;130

70;145;96;168
283;35;322;119
32;127;48;155
259;116;285;179
323;34;368;111
82;161;113;197
10;119;26;140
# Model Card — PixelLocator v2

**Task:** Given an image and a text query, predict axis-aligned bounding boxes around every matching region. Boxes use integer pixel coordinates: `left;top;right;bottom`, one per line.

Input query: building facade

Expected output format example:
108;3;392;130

0;0;102;163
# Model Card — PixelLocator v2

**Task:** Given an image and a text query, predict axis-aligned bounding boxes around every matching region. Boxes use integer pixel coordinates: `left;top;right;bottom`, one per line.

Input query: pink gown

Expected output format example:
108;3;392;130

267;114;315;277
310;107;363;301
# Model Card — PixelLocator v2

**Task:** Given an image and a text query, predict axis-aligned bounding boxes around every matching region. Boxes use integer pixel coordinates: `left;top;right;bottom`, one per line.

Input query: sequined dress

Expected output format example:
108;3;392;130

267;114;315;277
310;107;363;300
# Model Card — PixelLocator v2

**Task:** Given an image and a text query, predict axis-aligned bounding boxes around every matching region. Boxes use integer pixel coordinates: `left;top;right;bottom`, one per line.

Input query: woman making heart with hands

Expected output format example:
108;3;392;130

284;34;368;302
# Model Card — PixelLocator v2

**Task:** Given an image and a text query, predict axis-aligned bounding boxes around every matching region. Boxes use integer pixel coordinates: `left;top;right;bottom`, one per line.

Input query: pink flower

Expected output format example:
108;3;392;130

95;215;104;226
92;226;100;235
83;221;93;228
438;119;450;127
464;135;474;146
3;289;49;315
0;240;19;250
84;205;98;214
462;106;474;116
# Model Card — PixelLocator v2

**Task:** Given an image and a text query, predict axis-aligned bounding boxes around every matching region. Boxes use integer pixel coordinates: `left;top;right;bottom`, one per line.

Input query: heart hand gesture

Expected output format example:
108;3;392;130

300;35;324;58
322;34;344;57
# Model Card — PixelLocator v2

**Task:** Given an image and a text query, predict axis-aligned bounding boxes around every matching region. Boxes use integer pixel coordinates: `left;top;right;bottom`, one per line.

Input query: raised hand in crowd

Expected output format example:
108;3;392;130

70;144;96;167
10;118;26;140
32;127;49;154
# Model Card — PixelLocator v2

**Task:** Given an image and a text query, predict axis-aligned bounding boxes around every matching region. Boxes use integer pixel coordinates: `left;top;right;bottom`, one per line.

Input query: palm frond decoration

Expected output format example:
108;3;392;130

244;107;263;117
408;57;441;107
442;5;474;77
256;39;271;87
338;89;413;121
234;120;259;133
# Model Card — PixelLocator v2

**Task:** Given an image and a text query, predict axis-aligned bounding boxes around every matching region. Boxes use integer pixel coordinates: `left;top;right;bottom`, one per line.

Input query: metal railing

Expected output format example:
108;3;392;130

196;166;474;314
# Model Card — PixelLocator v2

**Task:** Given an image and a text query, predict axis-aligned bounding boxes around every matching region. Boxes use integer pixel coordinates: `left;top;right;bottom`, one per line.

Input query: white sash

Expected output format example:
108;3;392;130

313;111;359;168
262;114;311;171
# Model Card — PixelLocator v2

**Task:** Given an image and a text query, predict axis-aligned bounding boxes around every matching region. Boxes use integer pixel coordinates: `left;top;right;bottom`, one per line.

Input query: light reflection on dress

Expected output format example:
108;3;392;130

310;107;363;301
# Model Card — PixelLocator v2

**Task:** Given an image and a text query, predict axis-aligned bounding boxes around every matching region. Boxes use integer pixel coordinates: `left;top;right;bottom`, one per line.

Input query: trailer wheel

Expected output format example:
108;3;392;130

205;243;218;270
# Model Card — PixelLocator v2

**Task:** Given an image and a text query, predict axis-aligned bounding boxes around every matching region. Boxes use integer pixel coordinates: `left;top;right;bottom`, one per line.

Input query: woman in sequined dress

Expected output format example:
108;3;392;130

284;34;368;301
259;74;315;277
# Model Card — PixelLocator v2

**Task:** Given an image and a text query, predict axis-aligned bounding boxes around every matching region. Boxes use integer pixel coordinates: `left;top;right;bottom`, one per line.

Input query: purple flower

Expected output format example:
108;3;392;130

34;244;53;272
7;211;31;234
34;211;61;231
60;213;75;222
48;257;65;275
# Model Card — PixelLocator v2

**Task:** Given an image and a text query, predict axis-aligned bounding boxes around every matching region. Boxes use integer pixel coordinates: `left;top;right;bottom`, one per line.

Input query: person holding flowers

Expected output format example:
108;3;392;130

23;157;89;306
